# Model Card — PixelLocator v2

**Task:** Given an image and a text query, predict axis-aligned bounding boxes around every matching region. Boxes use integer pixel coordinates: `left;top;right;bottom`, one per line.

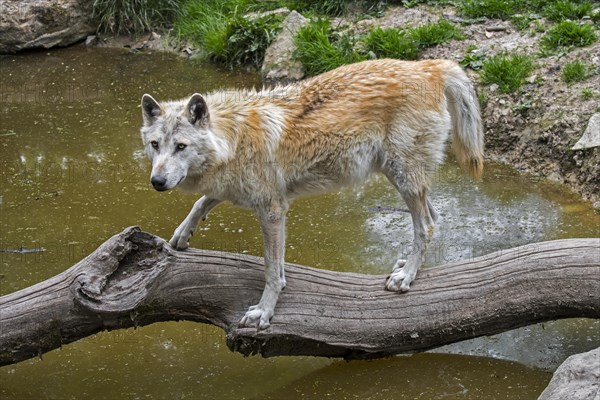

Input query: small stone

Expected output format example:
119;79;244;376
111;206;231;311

572;113;600;150
85;35;97;47
486;25;508;32
485;31;494;38
526;75;537;84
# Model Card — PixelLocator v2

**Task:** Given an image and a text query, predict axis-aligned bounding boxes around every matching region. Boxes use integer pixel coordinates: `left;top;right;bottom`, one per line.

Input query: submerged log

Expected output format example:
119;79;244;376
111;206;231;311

0;227;598;366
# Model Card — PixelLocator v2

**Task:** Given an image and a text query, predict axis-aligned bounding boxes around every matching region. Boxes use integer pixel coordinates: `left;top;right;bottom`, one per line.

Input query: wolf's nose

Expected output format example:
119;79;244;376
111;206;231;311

151;175;168;191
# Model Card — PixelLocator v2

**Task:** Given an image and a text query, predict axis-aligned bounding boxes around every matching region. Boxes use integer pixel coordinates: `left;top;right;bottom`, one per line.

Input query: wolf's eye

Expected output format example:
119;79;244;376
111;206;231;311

150;140;159;149
176;143;187;151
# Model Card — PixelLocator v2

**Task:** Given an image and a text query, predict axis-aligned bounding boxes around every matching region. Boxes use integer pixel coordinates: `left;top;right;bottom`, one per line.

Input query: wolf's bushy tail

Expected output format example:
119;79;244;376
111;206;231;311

443;62;484;179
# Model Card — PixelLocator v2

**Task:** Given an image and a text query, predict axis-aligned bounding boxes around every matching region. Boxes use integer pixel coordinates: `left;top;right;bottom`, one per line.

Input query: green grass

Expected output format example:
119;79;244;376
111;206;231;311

363;20;463;61
173;0;390;69
458;0;518;19
540;21;598;50
410;19;465;47
458;0;595;22
544;1;594;22
287;0;389;18
581;88;594;100
173;0;284;68
294;19;366;76
460;46;485;70
296;19;464;76
364;28;421;60
561;60;589;83
92;0;182;34
480;53;535;93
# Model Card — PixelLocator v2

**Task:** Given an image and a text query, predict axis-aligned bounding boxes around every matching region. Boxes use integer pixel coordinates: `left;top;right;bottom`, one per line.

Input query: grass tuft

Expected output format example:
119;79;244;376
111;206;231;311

480;53;534;93
580;88;594;100
540;21;598;50
364;28;421;60
296;19;464;76
561;60;589;84
294;19;365;76
458;0;517;19
458;0;594;22
363;19;463;61
93;0;182;34
410;19;464;47
544;1;594;22
174;0;283;68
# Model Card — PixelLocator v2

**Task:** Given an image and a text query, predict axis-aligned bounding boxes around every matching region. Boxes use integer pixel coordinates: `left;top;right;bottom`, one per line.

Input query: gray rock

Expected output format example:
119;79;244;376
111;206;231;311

261;10;309;83
85;34;97;47
245;7;290;21
538;347;600;400
0;0;95;54
572;113;600;150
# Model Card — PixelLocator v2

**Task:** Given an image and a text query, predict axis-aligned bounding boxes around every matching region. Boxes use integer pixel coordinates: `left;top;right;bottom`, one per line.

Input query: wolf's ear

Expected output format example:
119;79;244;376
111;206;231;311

185;93;209;127
141;94;163;126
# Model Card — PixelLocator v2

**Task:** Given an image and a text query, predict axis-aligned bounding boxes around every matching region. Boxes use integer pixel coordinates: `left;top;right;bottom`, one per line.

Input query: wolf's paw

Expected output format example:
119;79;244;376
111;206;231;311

385;260;414;292
239;305;273;330
169;225;193;250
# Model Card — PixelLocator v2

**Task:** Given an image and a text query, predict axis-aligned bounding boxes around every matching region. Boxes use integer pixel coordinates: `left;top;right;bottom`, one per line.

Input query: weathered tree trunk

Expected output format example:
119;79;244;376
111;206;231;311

0;227;598;366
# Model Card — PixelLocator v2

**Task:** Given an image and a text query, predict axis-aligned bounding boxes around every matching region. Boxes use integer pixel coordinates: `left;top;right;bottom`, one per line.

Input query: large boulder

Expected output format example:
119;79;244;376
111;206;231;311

261;10;309;83
538;347;600;400
0;0;96;53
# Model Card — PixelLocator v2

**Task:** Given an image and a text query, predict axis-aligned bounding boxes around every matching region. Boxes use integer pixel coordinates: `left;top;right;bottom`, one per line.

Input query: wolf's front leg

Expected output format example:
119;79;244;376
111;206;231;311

169;196;222;250
240;202;287;330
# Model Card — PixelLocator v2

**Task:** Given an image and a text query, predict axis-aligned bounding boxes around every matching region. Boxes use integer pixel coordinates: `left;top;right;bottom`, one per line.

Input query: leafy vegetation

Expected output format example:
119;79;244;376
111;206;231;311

561;60;590;84
544;1;594;22
580;88;594;100
93;0;182;34
296;18;464;76
458;0;518;19
460;45;485;70
480;53;534;93
294;19;366;76
173;0;284;68
540;21;598;50
410;19;464;47
458;0;595;23
364;28;420;60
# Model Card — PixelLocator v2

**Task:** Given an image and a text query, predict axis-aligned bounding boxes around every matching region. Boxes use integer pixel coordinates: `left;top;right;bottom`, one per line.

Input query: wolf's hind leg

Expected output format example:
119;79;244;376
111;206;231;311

427;198;438;225
169;196;222;250
382;162;434;292
386;190;432;291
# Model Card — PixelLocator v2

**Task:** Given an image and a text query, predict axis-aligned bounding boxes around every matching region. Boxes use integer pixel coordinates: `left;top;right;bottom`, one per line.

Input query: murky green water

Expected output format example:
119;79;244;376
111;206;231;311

1;46;598;399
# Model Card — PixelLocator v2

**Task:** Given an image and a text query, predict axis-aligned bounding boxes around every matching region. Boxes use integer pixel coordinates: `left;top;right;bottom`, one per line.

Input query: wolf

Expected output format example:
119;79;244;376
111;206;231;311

139;58;484;330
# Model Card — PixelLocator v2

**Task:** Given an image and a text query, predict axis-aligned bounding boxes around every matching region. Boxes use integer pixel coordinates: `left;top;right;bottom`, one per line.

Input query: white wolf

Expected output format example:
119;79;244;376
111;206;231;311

139;59;484;330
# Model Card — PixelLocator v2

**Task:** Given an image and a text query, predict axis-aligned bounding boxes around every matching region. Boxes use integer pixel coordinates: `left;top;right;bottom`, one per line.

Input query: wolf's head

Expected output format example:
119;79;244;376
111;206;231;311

140;93;227;192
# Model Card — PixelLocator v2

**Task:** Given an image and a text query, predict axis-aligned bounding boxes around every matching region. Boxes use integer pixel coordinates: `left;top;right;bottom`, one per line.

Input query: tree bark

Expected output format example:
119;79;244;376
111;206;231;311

0;227;598;366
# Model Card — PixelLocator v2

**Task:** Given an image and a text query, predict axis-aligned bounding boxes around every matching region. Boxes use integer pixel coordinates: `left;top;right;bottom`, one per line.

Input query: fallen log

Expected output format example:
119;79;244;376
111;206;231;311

0;227;598;366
